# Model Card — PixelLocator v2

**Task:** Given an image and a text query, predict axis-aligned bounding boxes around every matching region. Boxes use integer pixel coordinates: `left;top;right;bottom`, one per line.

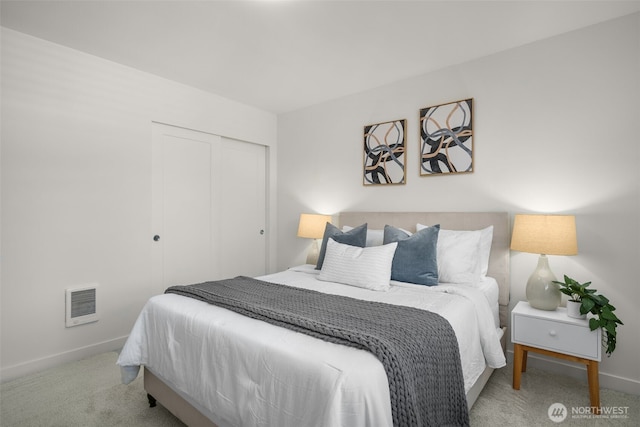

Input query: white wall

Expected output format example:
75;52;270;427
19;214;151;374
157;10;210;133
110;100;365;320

278;14;639;394
0;28;278;381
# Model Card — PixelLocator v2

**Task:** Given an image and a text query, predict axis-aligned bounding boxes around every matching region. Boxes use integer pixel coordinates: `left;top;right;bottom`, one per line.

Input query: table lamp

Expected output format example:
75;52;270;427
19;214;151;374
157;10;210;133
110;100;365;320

297;213;332;265
510;214;578;310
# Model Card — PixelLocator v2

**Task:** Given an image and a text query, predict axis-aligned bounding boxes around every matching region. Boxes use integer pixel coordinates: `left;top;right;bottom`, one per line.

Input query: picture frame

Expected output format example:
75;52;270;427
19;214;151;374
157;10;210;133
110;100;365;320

419;98;473;176
363;119;406;185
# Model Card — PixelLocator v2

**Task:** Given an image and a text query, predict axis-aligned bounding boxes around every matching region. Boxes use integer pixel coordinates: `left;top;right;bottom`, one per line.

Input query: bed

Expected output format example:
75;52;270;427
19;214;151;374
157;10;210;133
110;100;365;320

117;211;510;427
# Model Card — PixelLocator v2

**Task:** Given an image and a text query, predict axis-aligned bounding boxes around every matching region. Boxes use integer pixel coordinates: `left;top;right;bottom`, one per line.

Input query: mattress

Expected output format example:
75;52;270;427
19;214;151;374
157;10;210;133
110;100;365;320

118;266;506;427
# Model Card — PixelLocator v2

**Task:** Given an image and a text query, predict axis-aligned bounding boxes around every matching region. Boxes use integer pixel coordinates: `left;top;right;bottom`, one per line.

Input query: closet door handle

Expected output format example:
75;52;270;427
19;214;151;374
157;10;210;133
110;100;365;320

153;235;160;241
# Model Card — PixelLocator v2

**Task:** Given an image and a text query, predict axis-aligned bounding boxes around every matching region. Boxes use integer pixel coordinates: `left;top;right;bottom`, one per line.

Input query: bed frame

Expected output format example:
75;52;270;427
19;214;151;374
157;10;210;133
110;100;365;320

144;211;510;427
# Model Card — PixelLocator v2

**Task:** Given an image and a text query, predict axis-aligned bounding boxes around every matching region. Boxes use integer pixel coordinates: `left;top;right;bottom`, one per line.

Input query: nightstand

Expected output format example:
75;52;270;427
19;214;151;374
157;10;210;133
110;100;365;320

511;301;602;413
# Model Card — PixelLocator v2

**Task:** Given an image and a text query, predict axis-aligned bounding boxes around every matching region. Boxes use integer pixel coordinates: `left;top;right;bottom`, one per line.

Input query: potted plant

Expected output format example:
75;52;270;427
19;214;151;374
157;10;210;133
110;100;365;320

557;278;589;319
553;275;623;356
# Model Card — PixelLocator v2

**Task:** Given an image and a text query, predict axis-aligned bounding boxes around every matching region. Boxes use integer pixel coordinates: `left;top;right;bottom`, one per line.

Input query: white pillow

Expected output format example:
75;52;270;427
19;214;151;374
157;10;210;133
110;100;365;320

437;229;482;284
318;238;398;291
417;224;492;284
342;225;411;246
478;226;494;276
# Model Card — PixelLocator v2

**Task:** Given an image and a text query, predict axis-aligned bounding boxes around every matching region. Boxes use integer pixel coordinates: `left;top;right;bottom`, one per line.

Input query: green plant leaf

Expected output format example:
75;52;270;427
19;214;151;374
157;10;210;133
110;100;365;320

558;275;622;355
604;322;616;336
601;307;621;322
602;313;617;321
581;298;595;313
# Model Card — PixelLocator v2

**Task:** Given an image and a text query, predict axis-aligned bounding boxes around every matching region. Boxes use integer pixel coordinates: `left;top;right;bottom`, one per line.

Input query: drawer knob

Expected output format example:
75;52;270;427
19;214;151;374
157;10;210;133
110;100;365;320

549;330;557;337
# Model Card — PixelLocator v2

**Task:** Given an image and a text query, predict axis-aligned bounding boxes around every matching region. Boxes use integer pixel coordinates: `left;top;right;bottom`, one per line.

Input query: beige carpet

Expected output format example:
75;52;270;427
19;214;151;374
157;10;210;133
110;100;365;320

1;352;184;427
1;351;638;426
469;359;638;426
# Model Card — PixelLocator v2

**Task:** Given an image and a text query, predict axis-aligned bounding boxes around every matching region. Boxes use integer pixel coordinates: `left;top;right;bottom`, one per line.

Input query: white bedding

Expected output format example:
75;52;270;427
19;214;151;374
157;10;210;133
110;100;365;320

473;275;501;328
117;266;506;427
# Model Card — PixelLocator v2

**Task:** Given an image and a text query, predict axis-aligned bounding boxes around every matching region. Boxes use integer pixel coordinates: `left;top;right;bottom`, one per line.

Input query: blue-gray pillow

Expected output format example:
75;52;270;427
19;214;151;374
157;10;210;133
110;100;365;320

383;224;440;286
316;222;367;269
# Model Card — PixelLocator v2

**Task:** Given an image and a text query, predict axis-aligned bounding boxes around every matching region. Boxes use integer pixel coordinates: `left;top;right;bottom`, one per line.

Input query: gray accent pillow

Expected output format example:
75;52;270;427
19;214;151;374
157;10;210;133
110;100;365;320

383;224;440;286
316;222;367;269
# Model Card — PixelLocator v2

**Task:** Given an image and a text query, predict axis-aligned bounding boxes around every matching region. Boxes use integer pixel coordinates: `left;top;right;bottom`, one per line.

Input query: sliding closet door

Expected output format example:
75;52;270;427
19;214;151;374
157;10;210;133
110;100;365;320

151;123;266;291
214;137;267;278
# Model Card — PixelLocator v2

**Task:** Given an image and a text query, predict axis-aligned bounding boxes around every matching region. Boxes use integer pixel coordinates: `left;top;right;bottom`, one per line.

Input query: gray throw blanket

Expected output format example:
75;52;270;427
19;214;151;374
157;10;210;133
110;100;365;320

166;276;469;427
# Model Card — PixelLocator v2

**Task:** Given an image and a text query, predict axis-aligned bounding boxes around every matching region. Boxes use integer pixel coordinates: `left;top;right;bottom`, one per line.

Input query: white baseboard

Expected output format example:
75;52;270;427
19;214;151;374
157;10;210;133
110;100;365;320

0;335;129;383
507;349;640;396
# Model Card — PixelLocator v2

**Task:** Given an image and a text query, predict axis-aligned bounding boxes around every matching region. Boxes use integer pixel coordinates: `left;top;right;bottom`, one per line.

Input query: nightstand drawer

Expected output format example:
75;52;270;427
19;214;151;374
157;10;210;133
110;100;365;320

513;314;601;360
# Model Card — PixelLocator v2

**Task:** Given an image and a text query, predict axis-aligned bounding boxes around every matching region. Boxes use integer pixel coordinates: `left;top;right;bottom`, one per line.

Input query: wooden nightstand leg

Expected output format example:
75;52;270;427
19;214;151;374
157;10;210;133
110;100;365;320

587;360;600;415
522;349;528;372
513;343;523;390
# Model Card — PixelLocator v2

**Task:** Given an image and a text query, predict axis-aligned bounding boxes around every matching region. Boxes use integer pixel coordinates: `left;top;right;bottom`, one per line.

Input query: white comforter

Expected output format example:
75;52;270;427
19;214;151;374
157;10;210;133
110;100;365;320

117;265;506;427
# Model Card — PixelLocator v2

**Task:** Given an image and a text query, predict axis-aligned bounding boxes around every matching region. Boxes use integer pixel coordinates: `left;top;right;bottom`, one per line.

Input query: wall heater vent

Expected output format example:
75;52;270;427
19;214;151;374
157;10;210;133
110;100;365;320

66;285;98;327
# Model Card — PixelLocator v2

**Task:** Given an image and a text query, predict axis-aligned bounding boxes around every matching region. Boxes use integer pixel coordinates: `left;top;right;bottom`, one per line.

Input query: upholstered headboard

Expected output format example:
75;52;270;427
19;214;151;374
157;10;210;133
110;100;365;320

337;212;510;326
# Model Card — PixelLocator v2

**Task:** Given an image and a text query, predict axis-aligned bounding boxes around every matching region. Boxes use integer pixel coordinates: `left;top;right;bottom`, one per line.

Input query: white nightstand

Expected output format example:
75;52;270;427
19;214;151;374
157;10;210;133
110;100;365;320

511;301;602;413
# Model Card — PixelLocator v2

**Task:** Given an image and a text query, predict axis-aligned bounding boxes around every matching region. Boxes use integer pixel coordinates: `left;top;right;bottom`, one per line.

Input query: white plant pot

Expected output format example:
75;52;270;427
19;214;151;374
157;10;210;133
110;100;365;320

567;300;586;319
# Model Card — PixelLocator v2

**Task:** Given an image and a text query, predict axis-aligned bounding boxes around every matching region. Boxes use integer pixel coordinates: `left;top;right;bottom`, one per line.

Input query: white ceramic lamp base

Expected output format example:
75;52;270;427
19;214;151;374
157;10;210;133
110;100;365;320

306;239;320;266
526;254;561;311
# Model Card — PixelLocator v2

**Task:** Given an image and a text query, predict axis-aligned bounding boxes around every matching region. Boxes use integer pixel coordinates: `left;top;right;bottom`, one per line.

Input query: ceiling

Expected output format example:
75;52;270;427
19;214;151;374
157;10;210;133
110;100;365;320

2;1;639;114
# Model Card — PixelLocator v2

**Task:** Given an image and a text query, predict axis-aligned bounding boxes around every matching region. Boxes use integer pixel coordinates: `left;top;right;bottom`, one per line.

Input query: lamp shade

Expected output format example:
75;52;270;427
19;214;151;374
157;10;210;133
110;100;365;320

297;213;331;239
510;214;578;256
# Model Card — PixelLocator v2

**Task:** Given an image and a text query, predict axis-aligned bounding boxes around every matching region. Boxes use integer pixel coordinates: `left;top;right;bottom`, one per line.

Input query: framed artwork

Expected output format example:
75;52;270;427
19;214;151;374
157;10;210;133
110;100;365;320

363;119;406;185
419;98;473;176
